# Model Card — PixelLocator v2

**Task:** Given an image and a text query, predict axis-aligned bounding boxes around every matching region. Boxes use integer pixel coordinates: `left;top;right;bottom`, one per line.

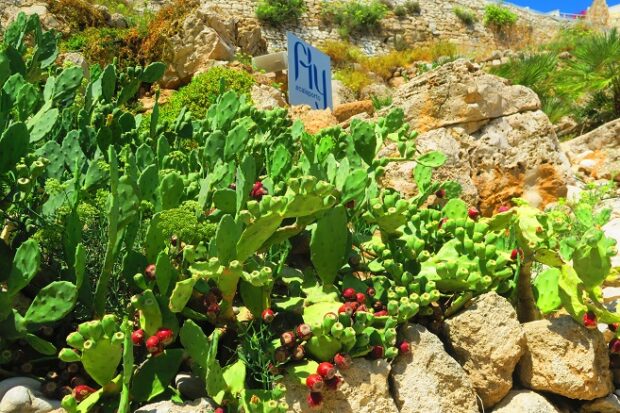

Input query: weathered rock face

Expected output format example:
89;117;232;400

0;377;61;413
332;80;356;108
389;59;540;134
492;390;561;413
134;397;217;413
470;110;573;214
443;292;525;409
580;393;620;413
0;2;62;31
391;323;479;413
562;118;620;183
281;358;398;413
250;84;287;111
333;101;374;123
518;316;614;400
289;106;338;135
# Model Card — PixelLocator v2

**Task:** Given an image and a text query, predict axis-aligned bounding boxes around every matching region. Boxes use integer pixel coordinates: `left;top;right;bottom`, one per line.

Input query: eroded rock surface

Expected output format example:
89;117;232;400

491;390;561;413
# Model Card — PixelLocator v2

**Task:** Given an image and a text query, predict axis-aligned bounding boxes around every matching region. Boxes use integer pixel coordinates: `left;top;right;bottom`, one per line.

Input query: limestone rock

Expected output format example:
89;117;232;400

109;12;129;29
390;323;478;413
250;84;287;111
333;100;374;123
0;385;60;413
388;59;540;134
0;378;42;401
469;110;573;214
581;393;620;413
2;3;62;30
443;292;525;408
360;83;392;102
331;80;356;107
492;390;561;413
289;106;338;135
236;18;267;56
562;118;620;182
282;358;398;413
518;315;613;400
160;4;236;88
174;373;207;400
134;398;217;413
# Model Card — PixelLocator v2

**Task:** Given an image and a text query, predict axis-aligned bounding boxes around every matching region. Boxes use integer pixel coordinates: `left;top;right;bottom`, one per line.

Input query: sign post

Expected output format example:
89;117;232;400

286;32;333;110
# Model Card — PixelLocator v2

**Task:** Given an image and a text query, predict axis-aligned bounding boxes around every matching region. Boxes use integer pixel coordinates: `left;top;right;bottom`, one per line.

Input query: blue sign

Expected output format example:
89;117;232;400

287;32;333;110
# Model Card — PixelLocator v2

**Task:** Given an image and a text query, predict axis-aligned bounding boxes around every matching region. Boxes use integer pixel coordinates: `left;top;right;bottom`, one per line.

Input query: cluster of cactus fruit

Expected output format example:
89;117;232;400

1;12;619;413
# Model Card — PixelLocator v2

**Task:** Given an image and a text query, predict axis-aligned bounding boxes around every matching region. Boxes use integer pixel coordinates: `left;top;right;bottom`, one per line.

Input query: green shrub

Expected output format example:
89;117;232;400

484;3;518;28
60;27;143;67
334;68;373;96
454;6;477;25
393;5;407;17
160;66;255;121
403;0;420;14
256;0;307;25
46;0;108;31
321;0;389;38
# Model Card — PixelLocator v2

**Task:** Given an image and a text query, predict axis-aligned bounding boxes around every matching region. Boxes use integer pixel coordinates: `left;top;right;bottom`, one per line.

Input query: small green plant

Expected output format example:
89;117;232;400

484;3;518;28
256;0;307;25
371;94;393;110
454;6;477;25
393;5;407;17
403;0;420;14
321;0;389;38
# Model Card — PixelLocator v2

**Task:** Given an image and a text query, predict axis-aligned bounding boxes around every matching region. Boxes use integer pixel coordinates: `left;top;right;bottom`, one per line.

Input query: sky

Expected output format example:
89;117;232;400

507;0;620;14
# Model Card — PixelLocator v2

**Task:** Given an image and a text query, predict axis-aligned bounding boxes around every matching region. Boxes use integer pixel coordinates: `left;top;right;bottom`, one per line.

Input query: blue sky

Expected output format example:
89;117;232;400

507;0;620;13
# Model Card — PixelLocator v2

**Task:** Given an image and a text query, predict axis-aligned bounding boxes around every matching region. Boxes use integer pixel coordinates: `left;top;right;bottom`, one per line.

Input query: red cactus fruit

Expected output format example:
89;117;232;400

305;374;324;393
296;324;313;341
610;323;619;332
370;345;384;359
435;189;446;198
214;408;225;413
498;205;511;213
342;288;356;301
261;308;275;323
145;336;161;354
610;338;620;354
357;304;368;312
345;200;355;209
250;181;267;200
274;346;290;364
207;303;220;315
131;329;145;346
325;375;343;391
317;362;336;379
438;217;448;230
374;310;388;317
334;353;352;370
338;303;355;316
156;328;174;346
306;392;323;409
73;385;96;402
366;287;376;297
144;264;156;280
398;341;411;354
510;248;524;261
355;292;366;304
292;345;306;361
280;331;296;348
583;312;598;329
467;208;479;220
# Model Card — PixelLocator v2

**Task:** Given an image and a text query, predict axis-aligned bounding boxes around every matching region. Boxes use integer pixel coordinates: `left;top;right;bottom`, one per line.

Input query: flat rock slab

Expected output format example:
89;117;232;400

390;323;478;413
492;390;561;413
518;315;613;400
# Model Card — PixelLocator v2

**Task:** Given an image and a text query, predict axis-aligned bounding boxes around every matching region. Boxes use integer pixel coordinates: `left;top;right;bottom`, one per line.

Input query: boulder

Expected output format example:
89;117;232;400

333;101;374;123
518;316;613;400
174;373;207;400
0;385;60;413
289;106;338;135
390;323;478;413
236;19;267;56
59;52;90;79
561;118;620;182
331;80;356;107
380;128;479;206
134;398;217;413
281;358;398;413
109;12;129;29
250;84;287;111
469;110;573;214
388;59;540;134
580;393;620;413
359;83;392;102
0;377;42;401
492;390;561;413
160;4;236;88
443;292;525;408
1;3;62;31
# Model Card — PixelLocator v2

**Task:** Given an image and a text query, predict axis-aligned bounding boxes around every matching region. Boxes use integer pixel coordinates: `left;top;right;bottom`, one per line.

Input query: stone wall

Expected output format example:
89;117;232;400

141;0;566;55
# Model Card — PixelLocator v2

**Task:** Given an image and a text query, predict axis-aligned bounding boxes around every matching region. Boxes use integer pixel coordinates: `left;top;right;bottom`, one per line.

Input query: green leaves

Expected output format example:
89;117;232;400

132;349;184;401
351;119;377;165
7;239;40;296
0;121;29;174
311;205;348;285
417;151;447;168
533;268;561;314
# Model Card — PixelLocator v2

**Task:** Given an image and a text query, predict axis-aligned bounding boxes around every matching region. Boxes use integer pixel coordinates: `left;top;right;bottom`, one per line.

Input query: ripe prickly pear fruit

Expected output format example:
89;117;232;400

370;345;384;359
145;264;156;280
156;328;174;346
435;189;446;198
338;303;355;316
342;288;356;301
280;331;296;348
583;312;598;329
334;353;352;370
468;208;479;220
398;341;410;354
374;310;388;317
325;375;343;391
355;292;366;304
131;329;145;346
73;385;96;402
317;362;336;380
296;324;313;341
305;374;324;392
215;408;225;413
274;346;290;363
498;205;511;213
306;392;323;409
366;287;376;297
609;323;619;332
261;308;275;323
207;303;220;315
292;345;306;361
510;248;524;261
145;336;161;354
610;338;620;354
251;181;267;200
